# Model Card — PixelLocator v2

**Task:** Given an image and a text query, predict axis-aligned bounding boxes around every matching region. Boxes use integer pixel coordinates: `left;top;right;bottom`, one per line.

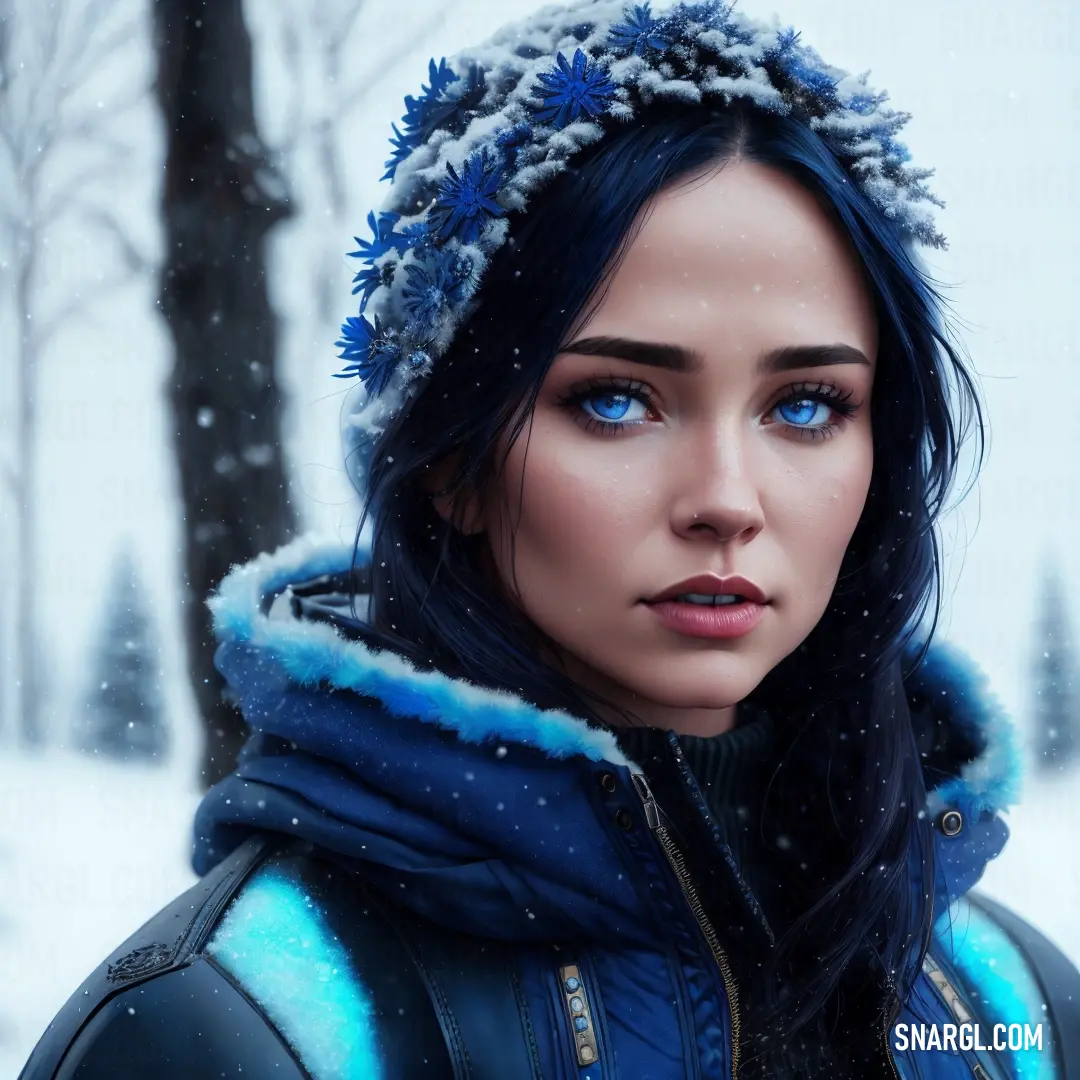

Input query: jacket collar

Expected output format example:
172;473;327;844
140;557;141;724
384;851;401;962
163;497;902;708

202;535;1021;932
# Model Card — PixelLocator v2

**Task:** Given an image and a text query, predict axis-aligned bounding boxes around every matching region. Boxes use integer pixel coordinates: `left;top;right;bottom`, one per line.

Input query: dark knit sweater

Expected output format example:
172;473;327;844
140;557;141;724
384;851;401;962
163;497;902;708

615;710;845;1080
614;706;779;909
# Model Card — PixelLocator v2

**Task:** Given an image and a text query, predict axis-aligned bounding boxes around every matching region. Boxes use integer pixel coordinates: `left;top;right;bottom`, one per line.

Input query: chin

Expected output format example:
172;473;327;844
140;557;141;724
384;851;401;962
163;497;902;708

627;657;770;711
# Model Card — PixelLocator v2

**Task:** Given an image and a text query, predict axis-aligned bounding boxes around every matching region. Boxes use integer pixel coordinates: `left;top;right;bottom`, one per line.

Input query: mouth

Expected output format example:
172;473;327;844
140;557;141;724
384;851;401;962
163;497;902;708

644;574;768;606
667;593;749;606
642;574;768;640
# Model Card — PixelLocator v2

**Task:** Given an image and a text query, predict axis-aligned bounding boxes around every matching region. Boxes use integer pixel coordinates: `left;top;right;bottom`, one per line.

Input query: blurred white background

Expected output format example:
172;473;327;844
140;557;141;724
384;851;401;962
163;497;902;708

0;0;1077;1073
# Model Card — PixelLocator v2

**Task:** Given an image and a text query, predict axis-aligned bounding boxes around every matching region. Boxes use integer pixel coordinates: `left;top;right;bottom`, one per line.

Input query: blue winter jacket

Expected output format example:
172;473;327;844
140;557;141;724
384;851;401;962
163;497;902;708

18;538;1080;1080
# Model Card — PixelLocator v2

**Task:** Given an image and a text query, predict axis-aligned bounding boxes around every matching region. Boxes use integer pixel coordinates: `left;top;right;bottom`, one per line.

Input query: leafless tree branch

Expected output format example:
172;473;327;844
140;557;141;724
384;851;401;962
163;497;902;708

0;0;149;743
336;5;451;119
1;460;18;500
35;265;142;352
39;150;131;226
77;204;152;276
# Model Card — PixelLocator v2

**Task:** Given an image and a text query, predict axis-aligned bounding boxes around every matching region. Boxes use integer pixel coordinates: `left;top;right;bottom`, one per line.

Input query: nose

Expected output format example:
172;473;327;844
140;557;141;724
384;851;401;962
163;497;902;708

669;422;765;544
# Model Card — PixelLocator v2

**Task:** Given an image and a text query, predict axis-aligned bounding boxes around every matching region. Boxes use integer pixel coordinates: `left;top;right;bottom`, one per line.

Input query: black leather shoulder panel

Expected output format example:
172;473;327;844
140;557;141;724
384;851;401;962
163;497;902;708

18;835;273;1080
52;958;308;1080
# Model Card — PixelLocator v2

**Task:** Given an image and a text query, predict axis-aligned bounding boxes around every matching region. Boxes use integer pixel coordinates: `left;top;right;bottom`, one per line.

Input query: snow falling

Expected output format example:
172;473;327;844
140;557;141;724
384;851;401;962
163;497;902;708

0;0;1079;1074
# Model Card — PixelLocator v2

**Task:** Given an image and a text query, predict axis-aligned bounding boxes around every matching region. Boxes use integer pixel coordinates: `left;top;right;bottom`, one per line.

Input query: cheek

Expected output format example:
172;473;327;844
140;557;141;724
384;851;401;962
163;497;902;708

769;436;873;579
485;427;658;592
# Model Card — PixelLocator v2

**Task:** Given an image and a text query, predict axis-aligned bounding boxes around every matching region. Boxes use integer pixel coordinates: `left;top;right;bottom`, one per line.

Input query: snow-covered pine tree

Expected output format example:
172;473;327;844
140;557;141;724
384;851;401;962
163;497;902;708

1032;562;1079;772
78;552;169;763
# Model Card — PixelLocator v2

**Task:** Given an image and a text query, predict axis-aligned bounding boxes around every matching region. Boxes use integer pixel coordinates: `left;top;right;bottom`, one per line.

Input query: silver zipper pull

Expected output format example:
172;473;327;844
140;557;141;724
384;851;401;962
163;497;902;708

631;771;661;829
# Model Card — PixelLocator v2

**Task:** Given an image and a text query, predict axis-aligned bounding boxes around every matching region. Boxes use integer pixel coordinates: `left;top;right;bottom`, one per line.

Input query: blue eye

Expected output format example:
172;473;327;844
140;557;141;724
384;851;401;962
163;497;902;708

581;391;648;424
776;398;831;427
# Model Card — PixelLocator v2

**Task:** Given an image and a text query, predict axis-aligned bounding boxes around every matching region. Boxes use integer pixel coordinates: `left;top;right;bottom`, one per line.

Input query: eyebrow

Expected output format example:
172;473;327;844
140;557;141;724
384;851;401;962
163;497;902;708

559;336;872;375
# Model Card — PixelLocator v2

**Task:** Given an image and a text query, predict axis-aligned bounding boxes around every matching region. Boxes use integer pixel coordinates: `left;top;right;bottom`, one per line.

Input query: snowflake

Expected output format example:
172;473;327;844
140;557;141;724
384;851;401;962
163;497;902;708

335;313;403;394
429;149;505;244
609;4;671;56
531;49;616;129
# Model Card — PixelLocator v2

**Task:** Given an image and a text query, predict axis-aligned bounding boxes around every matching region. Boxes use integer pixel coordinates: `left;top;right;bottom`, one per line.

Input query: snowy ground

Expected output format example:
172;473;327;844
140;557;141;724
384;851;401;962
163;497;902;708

0;751;199;1079
1;748;1078;1077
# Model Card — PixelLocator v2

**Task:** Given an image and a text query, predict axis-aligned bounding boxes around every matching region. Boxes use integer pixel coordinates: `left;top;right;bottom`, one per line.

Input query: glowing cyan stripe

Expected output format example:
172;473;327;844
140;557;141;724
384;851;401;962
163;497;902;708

208;864;385;1080
936;899;1057;1080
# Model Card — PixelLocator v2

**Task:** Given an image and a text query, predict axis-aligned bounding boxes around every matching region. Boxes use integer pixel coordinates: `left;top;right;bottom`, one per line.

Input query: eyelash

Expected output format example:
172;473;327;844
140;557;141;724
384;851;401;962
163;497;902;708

556;376;859;440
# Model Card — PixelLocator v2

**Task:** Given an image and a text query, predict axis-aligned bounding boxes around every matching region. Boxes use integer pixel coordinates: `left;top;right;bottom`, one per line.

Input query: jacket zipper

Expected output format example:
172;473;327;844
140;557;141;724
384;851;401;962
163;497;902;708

880;991;902;1079
632;771;742;1080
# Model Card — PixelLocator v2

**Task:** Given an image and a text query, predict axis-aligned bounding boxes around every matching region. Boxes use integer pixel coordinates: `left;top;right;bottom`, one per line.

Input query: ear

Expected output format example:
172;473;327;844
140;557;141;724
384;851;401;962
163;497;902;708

424;455;485;536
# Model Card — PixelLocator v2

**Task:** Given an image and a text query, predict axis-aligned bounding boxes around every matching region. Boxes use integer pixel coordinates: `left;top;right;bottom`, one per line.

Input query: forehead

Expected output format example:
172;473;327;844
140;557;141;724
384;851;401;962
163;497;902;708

583;159;878;366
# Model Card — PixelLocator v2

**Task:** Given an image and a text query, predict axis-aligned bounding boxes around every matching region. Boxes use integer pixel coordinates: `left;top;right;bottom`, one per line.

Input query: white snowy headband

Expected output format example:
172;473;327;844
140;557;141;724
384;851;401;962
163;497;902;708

337;0;944;437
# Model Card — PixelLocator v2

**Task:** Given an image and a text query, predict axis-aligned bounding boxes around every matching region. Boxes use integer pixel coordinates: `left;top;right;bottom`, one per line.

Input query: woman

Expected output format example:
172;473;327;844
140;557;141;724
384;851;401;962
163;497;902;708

20;2;1078;1079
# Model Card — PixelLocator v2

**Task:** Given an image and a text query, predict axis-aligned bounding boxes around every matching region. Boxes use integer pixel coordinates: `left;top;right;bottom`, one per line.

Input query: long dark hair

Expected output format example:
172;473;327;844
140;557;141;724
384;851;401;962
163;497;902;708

352;105;983;1072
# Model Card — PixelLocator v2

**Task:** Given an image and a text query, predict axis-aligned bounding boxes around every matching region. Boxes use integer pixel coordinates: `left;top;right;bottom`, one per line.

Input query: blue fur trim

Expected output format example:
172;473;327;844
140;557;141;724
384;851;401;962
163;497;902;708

935;899;1057;1080
909;640;1022;819
206;863;384;1080
210;536;1021;808
209;534;635;771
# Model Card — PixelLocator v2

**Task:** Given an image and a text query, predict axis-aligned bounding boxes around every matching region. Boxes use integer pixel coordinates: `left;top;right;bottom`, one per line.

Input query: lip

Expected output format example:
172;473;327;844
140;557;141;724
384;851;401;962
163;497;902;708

645;598;766;640
645;573;768;605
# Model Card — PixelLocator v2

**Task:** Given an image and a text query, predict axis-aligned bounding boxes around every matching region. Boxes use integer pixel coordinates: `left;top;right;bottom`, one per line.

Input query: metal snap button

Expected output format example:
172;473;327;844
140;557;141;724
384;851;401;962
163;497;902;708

615;808;634;830
598;771;617;794
939;809;963;837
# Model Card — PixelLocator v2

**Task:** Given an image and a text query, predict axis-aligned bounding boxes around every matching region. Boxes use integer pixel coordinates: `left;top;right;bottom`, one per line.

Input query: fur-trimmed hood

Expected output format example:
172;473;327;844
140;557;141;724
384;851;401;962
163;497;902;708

194;535;1021;942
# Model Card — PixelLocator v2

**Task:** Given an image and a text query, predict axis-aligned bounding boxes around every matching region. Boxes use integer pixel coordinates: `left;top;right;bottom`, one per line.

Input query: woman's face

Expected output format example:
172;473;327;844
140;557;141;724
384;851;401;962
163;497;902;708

477;160;878;734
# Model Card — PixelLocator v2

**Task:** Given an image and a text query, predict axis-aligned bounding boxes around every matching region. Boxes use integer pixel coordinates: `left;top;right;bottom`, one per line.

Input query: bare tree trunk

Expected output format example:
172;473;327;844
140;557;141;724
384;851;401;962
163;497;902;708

152;0;295;789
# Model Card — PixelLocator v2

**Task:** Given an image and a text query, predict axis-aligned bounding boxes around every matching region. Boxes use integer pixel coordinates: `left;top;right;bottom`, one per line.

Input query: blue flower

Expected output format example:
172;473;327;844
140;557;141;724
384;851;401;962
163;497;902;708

673;1;748;46
532;49;616;129
848;89;888;116
383;123;418;182
347;211;404;263
396;220;435;253
772;27;800;58
334;313;403;394
425;63;486;133
429;149;505;244
776;44;839;102
402;248;478;332
404;57;460;125
351;258;399;304
495;122;533;171
347;211;410;300
382;59;487;181
402;260;451;331
609;4;671;56
382;58;459;180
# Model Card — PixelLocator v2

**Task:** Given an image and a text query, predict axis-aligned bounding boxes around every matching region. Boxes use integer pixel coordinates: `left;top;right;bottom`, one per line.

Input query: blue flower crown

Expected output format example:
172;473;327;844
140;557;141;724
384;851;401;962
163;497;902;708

338;0;944;437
